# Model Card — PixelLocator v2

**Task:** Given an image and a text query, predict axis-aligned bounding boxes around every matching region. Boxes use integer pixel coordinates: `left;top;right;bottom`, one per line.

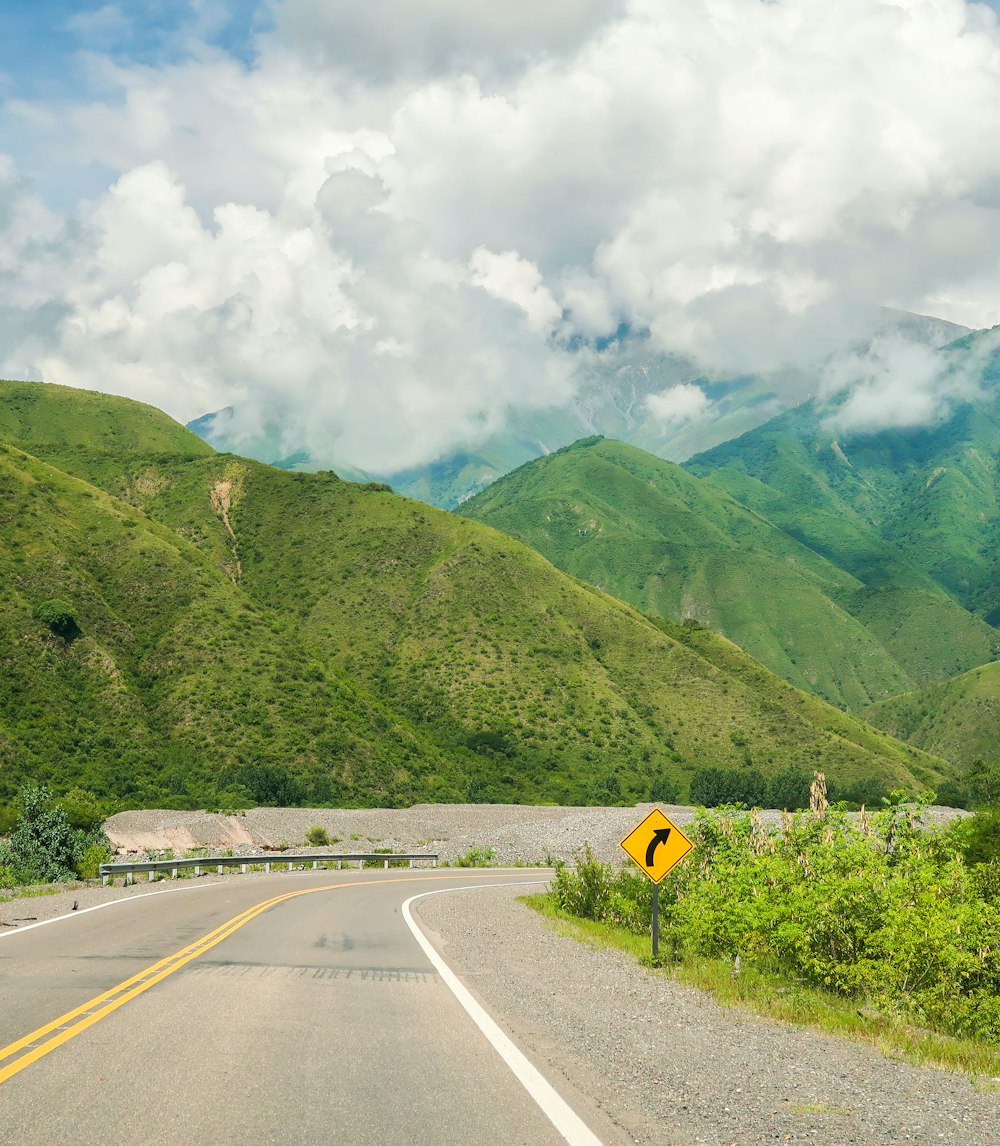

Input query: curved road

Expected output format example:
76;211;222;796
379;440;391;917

0;870;613;1145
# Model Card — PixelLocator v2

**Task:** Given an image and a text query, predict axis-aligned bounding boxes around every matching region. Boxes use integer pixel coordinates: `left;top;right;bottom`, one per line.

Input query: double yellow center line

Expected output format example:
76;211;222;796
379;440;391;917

0;871;521;1086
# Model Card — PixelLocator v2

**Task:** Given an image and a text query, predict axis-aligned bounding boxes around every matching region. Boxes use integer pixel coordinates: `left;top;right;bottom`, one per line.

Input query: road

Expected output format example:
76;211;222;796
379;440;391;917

0;869;612;1145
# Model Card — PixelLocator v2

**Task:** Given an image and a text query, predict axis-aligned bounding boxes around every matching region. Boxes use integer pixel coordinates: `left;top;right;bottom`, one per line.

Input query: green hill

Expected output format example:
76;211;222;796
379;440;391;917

865;661;1000;770
0;441;453;809
0;378;213;464
684;337;1000;682
459;436;993;708
1;379;947;809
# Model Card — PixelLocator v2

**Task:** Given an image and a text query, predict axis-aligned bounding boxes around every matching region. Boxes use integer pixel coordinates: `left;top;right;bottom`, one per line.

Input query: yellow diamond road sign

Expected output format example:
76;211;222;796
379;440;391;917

620;808;694;883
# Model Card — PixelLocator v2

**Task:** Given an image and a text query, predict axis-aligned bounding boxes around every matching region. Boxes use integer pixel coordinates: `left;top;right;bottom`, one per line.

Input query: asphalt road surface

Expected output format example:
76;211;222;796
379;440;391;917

0;870;617;1145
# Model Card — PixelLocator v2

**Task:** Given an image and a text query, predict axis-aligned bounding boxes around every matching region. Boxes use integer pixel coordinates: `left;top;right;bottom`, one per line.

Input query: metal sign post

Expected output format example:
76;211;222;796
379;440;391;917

619;807;695;958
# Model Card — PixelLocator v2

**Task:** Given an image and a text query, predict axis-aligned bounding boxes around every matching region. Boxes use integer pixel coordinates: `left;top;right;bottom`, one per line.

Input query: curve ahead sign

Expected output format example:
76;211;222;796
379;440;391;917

619;808;694;883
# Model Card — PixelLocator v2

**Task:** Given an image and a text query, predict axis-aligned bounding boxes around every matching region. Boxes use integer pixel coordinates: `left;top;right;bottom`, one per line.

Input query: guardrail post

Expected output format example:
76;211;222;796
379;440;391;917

172;867;178;879
312;860;318;870
217;864;223;875
102;873;110;887
265;862;271;873
194;865;201;877
241;863;247;874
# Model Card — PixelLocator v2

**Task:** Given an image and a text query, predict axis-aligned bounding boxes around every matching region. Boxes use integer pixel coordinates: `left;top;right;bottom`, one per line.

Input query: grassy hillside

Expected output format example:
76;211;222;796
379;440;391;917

865;661;1000;770
0;380;946;807
684;340;1000;680
0;378;213;462
0;443;452;809
459;437;992;707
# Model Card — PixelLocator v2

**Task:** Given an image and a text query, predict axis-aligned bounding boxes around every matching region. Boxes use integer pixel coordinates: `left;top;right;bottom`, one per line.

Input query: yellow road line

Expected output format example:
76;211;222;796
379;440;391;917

0;870;531;1087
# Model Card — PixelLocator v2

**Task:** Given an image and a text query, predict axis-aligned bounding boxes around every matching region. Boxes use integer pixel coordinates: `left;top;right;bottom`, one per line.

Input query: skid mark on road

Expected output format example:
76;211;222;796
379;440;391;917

188;961;436;984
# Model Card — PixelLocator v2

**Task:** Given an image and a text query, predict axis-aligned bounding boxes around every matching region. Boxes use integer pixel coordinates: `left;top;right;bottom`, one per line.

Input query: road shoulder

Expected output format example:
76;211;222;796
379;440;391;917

415;883;1000;1146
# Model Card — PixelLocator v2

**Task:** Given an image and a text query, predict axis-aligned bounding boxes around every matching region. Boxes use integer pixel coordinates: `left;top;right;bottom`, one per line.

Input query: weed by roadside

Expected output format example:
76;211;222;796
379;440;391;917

446;846;497;868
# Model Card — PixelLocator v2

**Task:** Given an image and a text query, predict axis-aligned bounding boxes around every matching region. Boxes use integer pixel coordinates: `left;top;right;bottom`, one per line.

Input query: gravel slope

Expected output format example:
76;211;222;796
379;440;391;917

417;884;1000;1146
102;803;968;864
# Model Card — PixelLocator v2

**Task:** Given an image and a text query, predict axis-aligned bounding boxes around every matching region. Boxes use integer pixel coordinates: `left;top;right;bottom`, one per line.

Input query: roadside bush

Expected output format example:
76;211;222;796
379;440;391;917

74;840;112;880
452;846;496;868
649;774;679;803
56;788;108;832
949;806;1000;865
305;825;330;846
551;802;1000;1043
0;783;111;884
0;803;16;835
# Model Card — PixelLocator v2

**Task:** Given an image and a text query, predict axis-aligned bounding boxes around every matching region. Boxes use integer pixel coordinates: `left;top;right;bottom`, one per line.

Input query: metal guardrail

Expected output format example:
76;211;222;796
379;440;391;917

100;852;439;886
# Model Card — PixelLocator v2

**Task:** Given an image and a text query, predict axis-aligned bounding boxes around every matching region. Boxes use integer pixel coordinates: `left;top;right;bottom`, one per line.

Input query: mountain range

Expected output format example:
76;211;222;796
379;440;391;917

0;378;944;811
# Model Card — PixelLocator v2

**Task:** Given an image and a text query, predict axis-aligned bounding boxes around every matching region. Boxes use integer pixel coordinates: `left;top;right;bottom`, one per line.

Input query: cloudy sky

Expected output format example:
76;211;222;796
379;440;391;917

4;0;1000;469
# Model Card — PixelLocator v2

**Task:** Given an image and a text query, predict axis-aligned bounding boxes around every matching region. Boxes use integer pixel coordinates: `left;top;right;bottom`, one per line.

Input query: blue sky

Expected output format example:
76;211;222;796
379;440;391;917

0;1;265;100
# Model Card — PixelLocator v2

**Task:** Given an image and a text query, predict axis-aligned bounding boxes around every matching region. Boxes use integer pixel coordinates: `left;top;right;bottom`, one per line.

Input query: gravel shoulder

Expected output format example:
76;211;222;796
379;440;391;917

416;884;1000;1146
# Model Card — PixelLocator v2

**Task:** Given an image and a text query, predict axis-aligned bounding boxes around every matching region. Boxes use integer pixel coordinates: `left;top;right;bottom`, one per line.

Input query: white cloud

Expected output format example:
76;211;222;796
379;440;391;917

646;383;711;425
821;329;994;433
274;0;626;81
468;247;563;334
4;0;1000;468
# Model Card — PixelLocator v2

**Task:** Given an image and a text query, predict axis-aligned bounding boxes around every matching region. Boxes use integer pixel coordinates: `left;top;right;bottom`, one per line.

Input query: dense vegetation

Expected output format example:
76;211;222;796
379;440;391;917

552;799;1000;1044
0;379;945;815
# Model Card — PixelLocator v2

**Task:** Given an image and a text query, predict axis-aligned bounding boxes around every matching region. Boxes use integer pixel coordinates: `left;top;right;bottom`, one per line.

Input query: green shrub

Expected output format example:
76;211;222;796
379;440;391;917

453;846;496;868
690;766;768;807
56;788;108;832
33;598;80;639
75;840;111;880
0;804;16;836
0;784;111;884
950;806;1000;865
305;825;330;846
552;803;1000;1043
649;774;679;803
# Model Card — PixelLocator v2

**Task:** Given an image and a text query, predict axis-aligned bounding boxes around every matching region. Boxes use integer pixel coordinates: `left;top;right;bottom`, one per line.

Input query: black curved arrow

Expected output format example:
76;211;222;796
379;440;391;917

645;827;671;867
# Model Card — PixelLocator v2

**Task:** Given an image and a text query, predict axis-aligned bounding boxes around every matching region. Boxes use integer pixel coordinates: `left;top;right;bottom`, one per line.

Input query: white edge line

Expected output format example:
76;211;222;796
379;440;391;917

402;881;605;1146
0;879;231;941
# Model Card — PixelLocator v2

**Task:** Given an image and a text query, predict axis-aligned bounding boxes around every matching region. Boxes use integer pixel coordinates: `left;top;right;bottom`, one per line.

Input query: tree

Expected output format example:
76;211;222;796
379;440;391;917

33;598;80;640
649;774;679;803
768;768;812;811
690;766;768;807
